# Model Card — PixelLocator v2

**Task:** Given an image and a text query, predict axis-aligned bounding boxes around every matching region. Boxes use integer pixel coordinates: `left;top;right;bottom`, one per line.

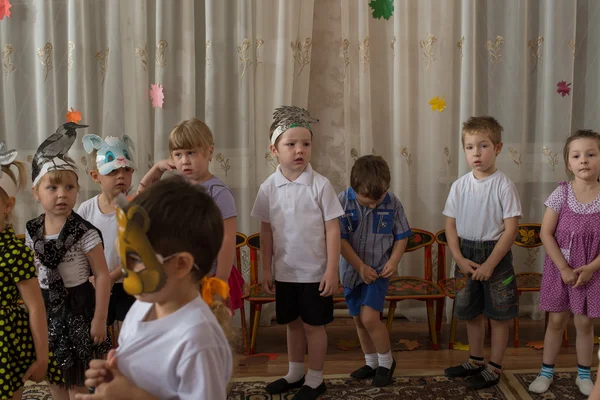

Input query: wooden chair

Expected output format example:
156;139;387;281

384;229;445;350
245;233;345;355
235;232;249;355
514;224;567;348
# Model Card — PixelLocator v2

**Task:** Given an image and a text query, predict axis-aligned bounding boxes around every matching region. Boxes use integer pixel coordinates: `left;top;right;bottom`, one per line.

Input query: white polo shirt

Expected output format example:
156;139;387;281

443;170;522;241
251;164;344;283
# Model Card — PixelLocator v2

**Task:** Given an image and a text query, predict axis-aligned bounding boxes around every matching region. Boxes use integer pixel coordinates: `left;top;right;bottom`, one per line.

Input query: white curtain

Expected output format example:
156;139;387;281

2;0;600;326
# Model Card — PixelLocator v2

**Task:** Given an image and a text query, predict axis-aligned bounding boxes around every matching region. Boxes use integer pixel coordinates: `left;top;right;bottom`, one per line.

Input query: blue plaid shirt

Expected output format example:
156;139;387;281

338;188;411;289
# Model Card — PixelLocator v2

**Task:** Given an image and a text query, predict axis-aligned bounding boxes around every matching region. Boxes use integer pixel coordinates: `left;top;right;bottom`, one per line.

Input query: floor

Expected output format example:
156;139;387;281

233;316;592;378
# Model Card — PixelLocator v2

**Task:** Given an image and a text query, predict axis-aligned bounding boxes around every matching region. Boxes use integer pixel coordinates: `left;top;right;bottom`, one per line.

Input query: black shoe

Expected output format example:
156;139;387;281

372;359;396;387
265;376;305;394
445;363;485;378
466;372;500;390
291;383;327;400
350;365;377;379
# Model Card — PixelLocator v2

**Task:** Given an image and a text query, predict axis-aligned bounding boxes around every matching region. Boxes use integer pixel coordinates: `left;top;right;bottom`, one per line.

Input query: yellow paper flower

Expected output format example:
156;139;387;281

429;96;447;112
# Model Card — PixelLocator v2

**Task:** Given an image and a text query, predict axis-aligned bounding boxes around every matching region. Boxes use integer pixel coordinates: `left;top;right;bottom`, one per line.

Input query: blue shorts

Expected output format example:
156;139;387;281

344;278;389;316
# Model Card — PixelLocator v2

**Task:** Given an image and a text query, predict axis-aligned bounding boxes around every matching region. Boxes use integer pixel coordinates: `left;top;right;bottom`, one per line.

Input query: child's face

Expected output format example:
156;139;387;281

171;146;212;182
91;167;134;197
270;127;312;172
356;192;386;209
462;132;502;176
567;137;600;182
34;172;79;217
0;192;15;228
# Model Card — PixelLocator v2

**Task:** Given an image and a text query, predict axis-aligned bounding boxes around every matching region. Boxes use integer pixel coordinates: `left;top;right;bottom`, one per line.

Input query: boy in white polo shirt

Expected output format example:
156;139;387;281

251;106;344;400
443;116;522;390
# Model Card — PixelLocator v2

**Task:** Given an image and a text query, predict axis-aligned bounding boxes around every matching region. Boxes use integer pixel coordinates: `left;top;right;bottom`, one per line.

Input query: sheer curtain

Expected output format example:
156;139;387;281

1;0;600;326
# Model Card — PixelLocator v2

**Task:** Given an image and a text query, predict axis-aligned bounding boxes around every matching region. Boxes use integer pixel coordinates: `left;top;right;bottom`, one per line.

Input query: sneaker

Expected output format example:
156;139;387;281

265;377;305;394
576;377;593;396
444;363;485;378
291;382;327;400
372;359;396;387
350;365;377;380
528;375;553;393
465;371;500;390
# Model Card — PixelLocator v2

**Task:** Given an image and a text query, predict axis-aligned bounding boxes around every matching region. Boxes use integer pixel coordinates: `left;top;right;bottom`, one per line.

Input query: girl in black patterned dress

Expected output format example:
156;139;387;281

26;128;111;400
0;144;48;399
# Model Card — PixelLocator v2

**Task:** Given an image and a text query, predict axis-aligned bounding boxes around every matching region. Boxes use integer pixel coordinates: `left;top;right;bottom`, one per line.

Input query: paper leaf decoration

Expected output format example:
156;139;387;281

368;0;394;20
525;341;544;350
453;341;470;351
149;83;165;109
65;107;82;123
0;0;12;20
429;96;447;112
556;81;571;97
237;353;279;366
336;338;361;351
398;339;421;351
594;336;600;344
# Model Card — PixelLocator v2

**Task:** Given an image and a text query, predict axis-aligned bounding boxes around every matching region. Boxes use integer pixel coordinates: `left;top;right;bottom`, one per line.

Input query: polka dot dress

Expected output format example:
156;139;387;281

540;182;600;317
0;226;49;398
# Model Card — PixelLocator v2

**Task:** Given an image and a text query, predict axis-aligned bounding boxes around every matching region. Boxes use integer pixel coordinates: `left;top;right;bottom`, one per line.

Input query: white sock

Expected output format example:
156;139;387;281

283;361;305;383
365;353;379;369
304;369;323;389
378;351;393;369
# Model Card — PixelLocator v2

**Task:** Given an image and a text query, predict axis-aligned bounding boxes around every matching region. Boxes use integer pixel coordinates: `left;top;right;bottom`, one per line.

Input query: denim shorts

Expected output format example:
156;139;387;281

454;238;519;321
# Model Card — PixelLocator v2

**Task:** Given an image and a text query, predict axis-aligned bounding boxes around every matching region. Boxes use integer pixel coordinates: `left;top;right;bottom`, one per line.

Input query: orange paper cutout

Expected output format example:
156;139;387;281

237;353;279;366
398;339;422;351
66;107;82;123
336;338;361;351
525;341;544;350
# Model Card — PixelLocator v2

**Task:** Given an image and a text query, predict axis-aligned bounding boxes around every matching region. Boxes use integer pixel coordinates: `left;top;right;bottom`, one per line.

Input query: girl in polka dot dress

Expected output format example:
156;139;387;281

0;144;48;399
529;129;600;397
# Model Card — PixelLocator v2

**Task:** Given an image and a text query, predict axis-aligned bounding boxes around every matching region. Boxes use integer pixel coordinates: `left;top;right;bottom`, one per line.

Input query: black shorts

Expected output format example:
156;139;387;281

107;283;136;325
275;281;334;326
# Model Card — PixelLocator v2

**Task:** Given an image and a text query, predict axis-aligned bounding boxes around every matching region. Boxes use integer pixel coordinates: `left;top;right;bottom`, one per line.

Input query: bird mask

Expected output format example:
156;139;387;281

270;105;319;145
0;142;18;198
82;134;136;175
114;194;167;295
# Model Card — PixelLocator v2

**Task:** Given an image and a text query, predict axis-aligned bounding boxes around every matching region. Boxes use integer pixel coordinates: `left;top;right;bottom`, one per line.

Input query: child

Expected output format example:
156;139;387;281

138;118;243;314
443;116;522;390
0;143;48;400
79;134;137;336
74;177;233;400
338;155;411;387
251;106;344;400
26;125;112;399
528;129;600;396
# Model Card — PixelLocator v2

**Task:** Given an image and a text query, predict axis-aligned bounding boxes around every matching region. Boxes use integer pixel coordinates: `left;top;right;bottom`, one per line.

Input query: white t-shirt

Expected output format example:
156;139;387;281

251;164;345;283
78;196;122;281
26;229;102;289
116;296;232;400
443;170;522;241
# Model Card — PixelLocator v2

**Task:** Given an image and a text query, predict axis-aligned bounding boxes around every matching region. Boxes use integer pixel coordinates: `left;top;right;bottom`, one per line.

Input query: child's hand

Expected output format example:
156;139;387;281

456;257;479;276
22;358;48;383
91;317;107;344
573;265;593;288
559;268;578;286
380;262;397;279
82;350;116;389
359;264;378;284
471;263;494;281
89;276;96;289
262;270;275;294
319;270;339;297
76;350;137;400
137;160;176;193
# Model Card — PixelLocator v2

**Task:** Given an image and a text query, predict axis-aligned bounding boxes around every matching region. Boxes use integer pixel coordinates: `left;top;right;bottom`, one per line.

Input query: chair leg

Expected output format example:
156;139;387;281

240;301;248;355
426;300;438;350
449;299;457;350
250;304;262;355
513;317;519;348
435;298;444;334
386;301;397;334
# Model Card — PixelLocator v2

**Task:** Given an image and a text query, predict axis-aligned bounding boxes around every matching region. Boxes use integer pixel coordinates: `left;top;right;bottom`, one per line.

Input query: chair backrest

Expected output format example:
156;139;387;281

405;229;436;281
235;232;248;275
514;223;542;248
434;230;448;281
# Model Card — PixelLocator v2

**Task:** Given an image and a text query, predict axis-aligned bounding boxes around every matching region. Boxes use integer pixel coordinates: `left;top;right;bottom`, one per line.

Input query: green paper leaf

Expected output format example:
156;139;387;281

369;0;394;20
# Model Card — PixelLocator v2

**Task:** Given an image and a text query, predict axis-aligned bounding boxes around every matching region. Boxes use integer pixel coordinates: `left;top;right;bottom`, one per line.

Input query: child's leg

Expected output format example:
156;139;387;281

304;322;327;389
466;314;486;358
12;387;23;400
574;314;594;396
360;305;395;387
529;311;570;393
353;315;377;355
68;386;89;400
489;319;510;365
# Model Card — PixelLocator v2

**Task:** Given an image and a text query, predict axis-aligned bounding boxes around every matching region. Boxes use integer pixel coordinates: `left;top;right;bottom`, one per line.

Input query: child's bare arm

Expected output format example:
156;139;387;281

472;216;518;281
109;268;123;283
381;238;408;278
341;239;378;283
87;244;110;343
215;217;237;282
137;160;175;192
540;207;578;286
446;217;479;275
260;222;275;293
320;219;340;296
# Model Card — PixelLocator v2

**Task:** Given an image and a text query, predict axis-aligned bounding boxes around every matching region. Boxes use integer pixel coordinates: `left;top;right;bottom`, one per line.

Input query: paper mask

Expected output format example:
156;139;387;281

82;134;136;175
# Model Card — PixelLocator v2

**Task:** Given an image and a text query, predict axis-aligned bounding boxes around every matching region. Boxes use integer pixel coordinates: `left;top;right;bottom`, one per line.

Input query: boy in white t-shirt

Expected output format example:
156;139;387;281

443;116;522;390
75;177;232;400
251;106;344;400
79;134;137;336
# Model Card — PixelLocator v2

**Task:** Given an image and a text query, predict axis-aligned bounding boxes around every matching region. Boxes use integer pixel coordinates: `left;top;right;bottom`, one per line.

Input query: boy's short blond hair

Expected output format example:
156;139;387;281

168;118;214;154
461;116;504;146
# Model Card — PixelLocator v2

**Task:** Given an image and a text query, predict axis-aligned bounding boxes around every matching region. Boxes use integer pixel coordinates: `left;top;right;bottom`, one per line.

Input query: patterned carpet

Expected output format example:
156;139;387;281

505;368;597;400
